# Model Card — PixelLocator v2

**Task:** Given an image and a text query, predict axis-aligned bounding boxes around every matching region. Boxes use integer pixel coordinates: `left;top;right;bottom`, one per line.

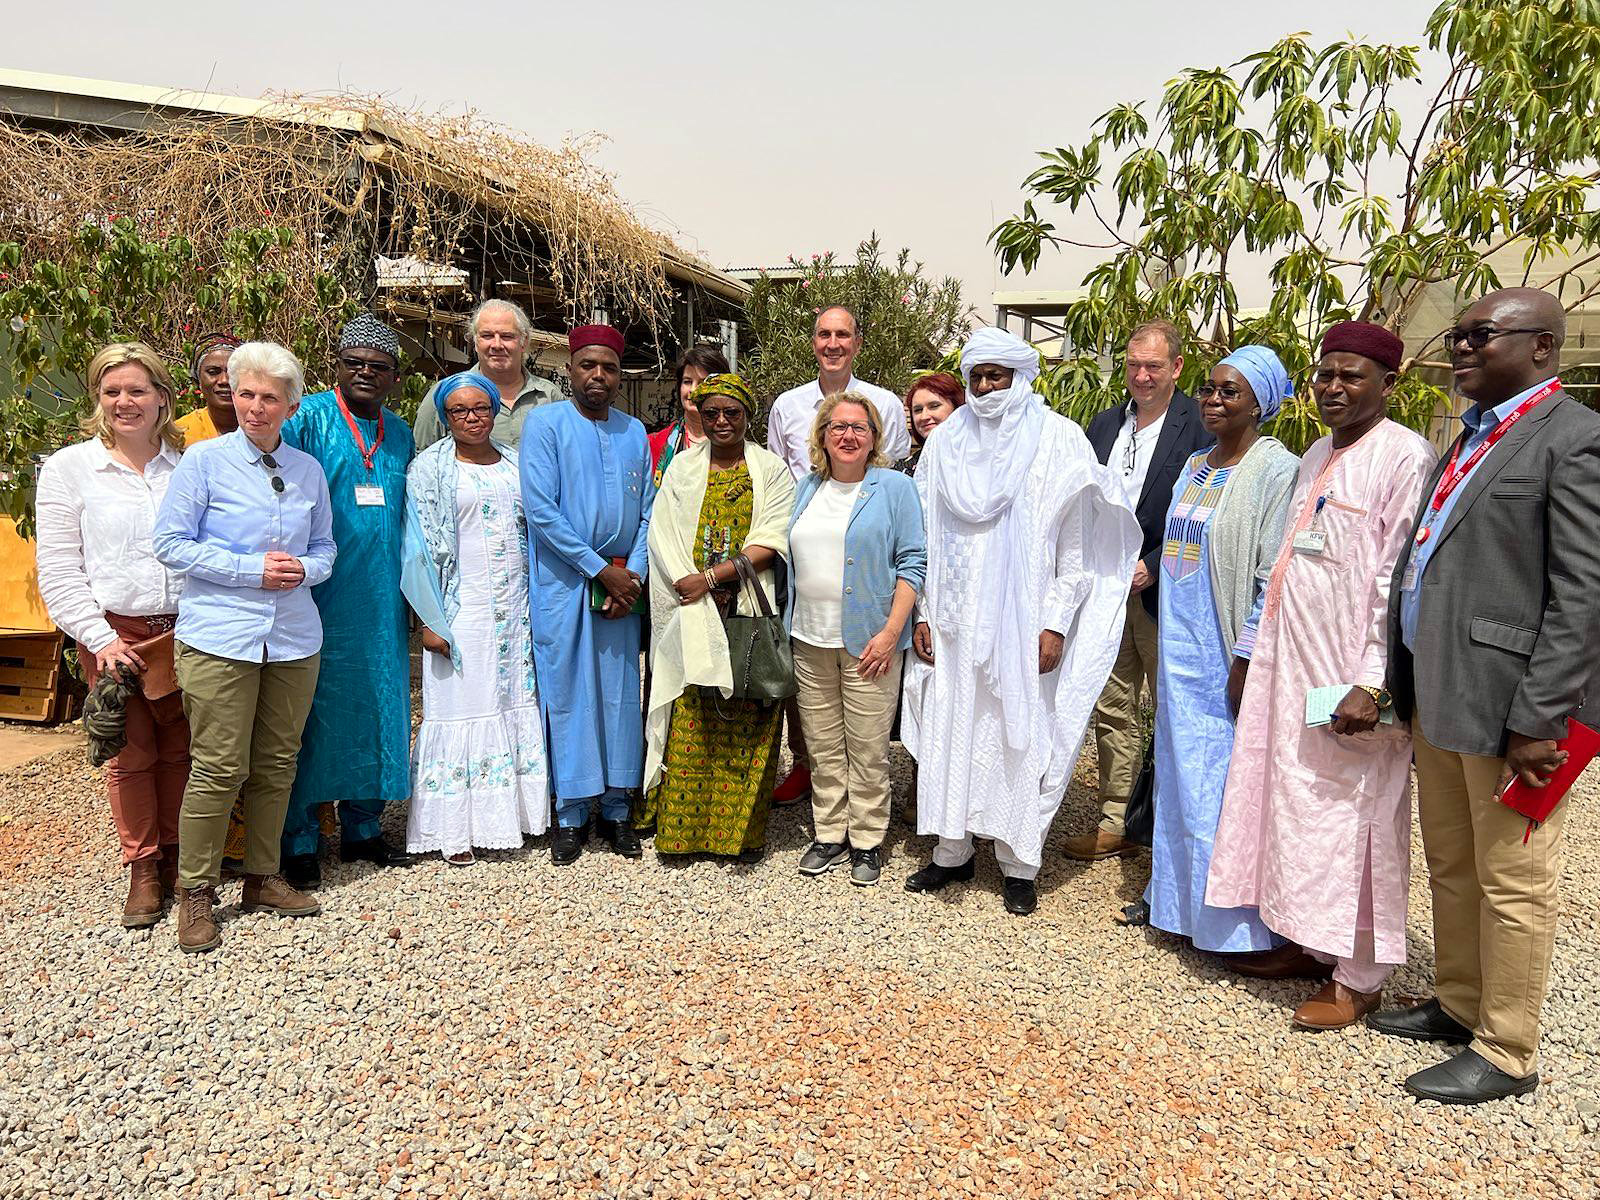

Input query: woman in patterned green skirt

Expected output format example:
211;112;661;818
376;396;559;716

641;375;797;860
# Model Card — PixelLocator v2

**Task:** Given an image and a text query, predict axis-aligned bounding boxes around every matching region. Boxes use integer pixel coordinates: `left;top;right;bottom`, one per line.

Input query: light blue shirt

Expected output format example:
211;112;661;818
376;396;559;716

1400;377;1555;649
153;429;337;663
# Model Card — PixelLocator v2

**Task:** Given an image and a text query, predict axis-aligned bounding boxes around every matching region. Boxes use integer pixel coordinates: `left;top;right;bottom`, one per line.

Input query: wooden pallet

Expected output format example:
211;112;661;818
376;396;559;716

0;632;67;722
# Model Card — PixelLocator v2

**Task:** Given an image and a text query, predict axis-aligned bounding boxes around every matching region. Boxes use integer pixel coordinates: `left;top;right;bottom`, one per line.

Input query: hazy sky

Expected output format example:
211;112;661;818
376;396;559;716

14;0;1441;316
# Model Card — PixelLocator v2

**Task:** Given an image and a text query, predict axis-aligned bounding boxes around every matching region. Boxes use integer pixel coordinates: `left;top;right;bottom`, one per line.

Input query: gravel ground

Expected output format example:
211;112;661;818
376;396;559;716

0;735;1596;1200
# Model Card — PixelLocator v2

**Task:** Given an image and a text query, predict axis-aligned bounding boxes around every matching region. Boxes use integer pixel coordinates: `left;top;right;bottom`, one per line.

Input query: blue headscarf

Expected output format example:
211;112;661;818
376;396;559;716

1218;345;1293;425
433;371;501;425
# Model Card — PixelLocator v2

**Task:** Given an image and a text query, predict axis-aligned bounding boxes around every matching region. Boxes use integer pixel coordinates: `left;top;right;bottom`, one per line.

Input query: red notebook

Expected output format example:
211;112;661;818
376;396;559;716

1499;718;1600;841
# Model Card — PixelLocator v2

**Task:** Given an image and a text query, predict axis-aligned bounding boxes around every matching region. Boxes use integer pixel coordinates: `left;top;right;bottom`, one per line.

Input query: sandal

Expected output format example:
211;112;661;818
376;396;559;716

446;851;476;867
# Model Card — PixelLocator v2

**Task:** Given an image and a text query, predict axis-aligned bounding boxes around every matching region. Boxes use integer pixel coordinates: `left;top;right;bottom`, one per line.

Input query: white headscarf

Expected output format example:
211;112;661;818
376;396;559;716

928;326;1048;747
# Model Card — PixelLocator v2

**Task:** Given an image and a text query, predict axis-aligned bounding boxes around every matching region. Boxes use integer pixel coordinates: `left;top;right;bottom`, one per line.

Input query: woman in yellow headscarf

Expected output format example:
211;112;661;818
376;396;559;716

642;375;796;862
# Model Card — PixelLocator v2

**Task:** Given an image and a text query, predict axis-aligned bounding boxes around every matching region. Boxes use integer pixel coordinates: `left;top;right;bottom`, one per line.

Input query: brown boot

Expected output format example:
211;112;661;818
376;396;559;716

121;858;163;928
240;874;321;918
176;885;221;954
1292;981;1383;1031
1062;829;1140;861
157;845;179;901
1224;942;1334;981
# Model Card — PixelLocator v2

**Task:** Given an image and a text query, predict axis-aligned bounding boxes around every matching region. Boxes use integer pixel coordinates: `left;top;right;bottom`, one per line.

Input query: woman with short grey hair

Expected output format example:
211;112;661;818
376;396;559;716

153;341;335;955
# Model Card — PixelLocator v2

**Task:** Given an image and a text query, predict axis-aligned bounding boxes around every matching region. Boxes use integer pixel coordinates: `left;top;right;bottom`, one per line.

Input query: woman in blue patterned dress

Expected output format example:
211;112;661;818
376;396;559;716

1144;347;1299;953
402;373;549;865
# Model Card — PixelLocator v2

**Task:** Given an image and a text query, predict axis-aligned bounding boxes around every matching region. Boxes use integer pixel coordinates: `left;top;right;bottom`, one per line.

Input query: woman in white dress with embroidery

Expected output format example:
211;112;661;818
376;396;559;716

401;372;548;864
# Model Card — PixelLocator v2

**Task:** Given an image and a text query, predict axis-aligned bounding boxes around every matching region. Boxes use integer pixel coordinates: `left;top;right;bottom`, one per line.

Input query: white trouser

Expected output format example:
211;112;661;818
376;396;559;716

934;834;1038;881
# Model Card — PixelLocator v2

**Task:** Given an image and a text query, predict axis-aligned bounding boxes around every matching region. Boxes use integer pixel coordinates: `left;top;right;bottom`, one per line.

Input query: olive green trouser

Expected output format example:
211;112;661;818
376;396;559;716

175;642;320;890
1091;593;1159;835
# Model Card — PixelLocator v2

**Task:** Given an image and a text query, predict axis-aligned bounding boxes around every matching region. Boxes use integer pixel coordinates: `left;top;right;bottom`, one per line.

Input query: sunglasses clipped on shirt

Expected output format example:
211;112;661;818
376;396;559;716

1443;325;1551;350
261;452;285;494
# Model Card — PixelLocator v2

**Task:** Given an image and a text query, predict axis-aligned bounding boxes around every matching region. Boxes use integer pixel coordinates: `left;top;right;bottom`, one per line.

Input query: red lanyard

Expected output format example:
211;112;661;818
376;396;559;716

1416;378;1559;544
334;387;385;472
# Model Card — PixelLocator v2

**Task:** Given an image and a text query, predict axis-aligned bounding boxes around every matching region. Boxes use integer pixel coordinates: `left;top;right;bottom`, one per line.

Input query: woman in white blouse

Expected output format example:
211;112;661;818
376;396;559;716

36;342;189;929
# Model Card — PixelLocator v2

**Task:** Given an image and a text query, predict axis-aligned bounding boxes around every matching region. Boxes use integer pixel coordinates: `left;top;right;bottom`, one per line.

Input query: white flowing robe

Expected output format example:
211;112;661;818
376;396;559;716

1207;421;1436;963
902;412;1141;868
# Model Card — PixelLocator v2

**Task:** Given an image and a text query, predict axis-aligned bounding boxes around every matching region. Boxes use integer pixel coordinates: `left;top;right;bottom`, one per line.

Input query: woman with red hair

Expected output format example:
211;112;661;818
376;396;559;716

898;371;964;472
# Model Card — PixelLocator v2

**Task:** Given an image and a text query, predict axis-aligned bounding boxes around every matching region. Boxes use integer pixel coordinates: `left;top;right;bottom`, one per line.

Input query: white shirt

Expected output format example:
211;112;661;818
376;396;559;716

1107;401;1169;502
766;375;911;479
789;478;861;648
35;438;185;653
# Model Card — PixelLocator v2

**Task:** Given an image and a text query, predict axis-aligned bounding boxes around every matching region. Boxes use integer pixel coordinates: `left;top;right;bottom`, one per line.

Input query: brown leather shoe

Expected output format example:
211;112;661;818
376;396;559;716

1062;829;1140;861
176;885;221;954
240;874;321;918
157;845;178;901
1292;981;1383;1031
1224;942;1335;980
121;858;163;928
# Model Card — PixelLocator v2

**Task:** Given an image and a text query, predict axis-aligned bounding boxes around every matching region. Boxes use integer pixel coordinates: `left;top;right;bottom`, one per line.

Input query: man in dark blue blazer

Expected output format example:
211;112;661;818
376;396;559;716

1064;320;1213;861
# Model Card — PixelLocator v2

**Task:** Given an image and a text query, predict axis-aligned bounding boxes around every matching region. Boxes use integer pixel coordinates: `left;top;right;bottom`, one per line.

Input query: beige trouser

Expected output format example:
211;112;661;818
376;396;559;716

175;642;321;889
1412;722;1568;1077
793;640;902;850
1091;593;1159;834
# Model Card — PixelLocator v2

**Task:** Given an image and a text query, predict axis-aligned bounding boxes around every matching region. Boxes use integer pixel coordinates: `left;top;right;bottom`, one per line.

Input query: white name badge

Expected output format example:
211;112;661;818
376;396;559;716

1402;561;1418;591
1292;529;1328;555
354;485;387;507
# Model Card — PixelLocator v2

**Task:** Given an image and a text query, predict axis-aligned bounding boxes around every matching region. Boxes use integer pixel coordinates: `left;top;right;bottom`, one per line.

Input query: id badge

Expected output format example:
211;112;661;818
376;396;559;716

1401;561;1418;591
1292;529;1328;555
354;485;386;507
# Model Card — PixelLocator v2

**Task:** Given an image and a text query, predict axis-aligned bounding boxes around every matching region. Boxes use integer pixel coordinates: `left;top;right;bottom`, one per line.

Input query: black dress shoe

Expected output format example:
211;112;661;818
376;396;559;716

1116;897;1151;927
904;856;976;893
1404;1048;1538;1104
282;853;320;891
599;818;643;859
340;837;413;868
1002;877;1038;916
551;825;585;865
1367;997;1472;1044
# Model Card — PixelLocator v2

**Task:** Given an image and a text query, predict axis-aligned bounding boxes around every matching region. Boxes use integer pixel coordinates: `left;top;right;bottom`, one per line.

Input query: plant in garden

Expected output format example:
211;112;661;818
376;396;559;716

745;236;968;428
0;219;365;530
989;0;1600;451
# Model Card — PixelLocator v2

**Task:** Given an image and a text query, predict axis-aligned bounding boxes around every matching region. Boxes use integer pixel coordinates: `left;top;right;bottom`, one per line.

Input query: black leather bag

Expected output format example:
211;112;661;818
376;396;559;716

1121;736;1156;847
722;555;797;703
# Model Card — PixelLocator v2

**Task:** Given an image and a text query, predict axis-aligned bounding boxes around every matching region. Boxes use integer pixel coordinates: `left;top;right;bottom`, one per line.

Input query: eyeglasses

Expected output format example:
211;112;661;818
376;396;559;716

1443;325;1551;350
261;452;285;494
1194;383;1245;401
338;356;395;375
445;404;494;421
701;408;742;425
826;421;871;437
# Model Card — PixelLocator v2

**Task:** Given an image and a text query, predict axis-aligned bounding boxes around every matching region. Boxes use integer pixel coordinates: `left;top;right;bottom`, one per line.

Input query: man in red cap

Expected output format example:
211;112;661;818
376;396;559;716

1204;321;1437;1030
521;324;654;864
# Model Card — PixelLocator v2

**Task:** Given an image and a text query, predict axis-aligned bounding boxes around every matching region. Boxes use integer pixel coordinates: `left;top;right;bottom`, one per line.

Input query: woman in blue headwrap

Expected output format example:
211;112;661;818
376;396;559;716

1140;345;1301;958
402;372;549;865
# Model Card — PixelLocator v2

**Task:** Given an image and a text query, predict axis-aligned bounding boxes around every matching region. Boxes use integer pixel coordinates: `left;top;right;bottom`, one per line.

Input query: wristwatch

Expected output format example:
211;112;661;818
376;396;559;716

1357;685;1393;710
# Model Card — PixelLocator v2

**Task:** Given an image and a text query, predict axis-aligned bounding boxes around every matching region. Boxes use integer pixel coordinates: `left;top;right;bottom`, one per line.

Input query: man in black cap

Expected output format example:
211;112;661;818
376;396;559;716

279;314;417;888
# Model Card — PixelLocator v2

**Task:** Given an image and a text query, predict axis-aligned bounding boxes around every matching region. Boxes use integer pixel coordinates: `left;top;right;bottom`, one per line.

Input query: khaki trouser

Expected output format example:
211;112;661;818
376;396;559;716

175;642;320;889
793;640;902;850
1412;722;1568;1077
1091;593;1159;834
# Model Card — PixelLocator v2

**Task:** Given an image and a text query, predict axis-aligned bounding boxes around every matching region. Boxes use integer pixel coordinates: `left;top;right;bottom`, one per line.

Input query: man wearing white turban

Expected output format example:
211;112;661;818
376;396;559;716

900;327;1141;915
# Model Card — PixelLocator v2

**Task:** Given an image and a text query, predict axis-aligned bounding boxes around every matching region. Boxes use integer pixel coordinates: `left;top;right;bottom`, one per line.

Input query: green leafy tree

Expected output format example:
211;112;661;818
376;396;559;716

0;219;374;530
745;236;968;431
990;0;1600;451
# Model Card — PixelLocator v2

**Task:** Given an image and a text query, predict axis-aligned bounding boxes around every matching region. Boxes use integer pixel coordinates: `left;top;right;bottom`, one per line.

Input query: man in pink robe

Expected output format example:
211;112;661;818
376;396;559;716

1207;322;1437;1029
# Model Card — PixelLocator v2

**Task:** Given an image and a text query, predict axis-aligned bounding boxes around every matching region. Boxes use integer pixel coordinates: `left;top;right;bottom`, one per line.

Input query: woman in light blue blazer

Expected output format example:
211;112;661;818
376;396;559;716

785;391;927;887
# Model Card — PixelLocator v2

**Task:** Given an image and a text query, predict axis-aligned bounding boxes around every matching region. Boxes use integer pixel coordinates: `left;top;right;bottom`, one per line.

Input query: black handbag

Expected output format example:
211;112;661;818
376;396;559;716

721;554;797;703
1121;735;1156;848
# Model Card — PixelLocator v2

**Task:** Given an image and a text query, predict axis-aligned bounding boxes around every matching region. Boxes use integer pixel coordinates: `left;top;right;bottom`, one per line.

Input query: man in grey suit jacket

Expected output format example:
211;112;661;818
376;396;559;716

1371;288;1600;1104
